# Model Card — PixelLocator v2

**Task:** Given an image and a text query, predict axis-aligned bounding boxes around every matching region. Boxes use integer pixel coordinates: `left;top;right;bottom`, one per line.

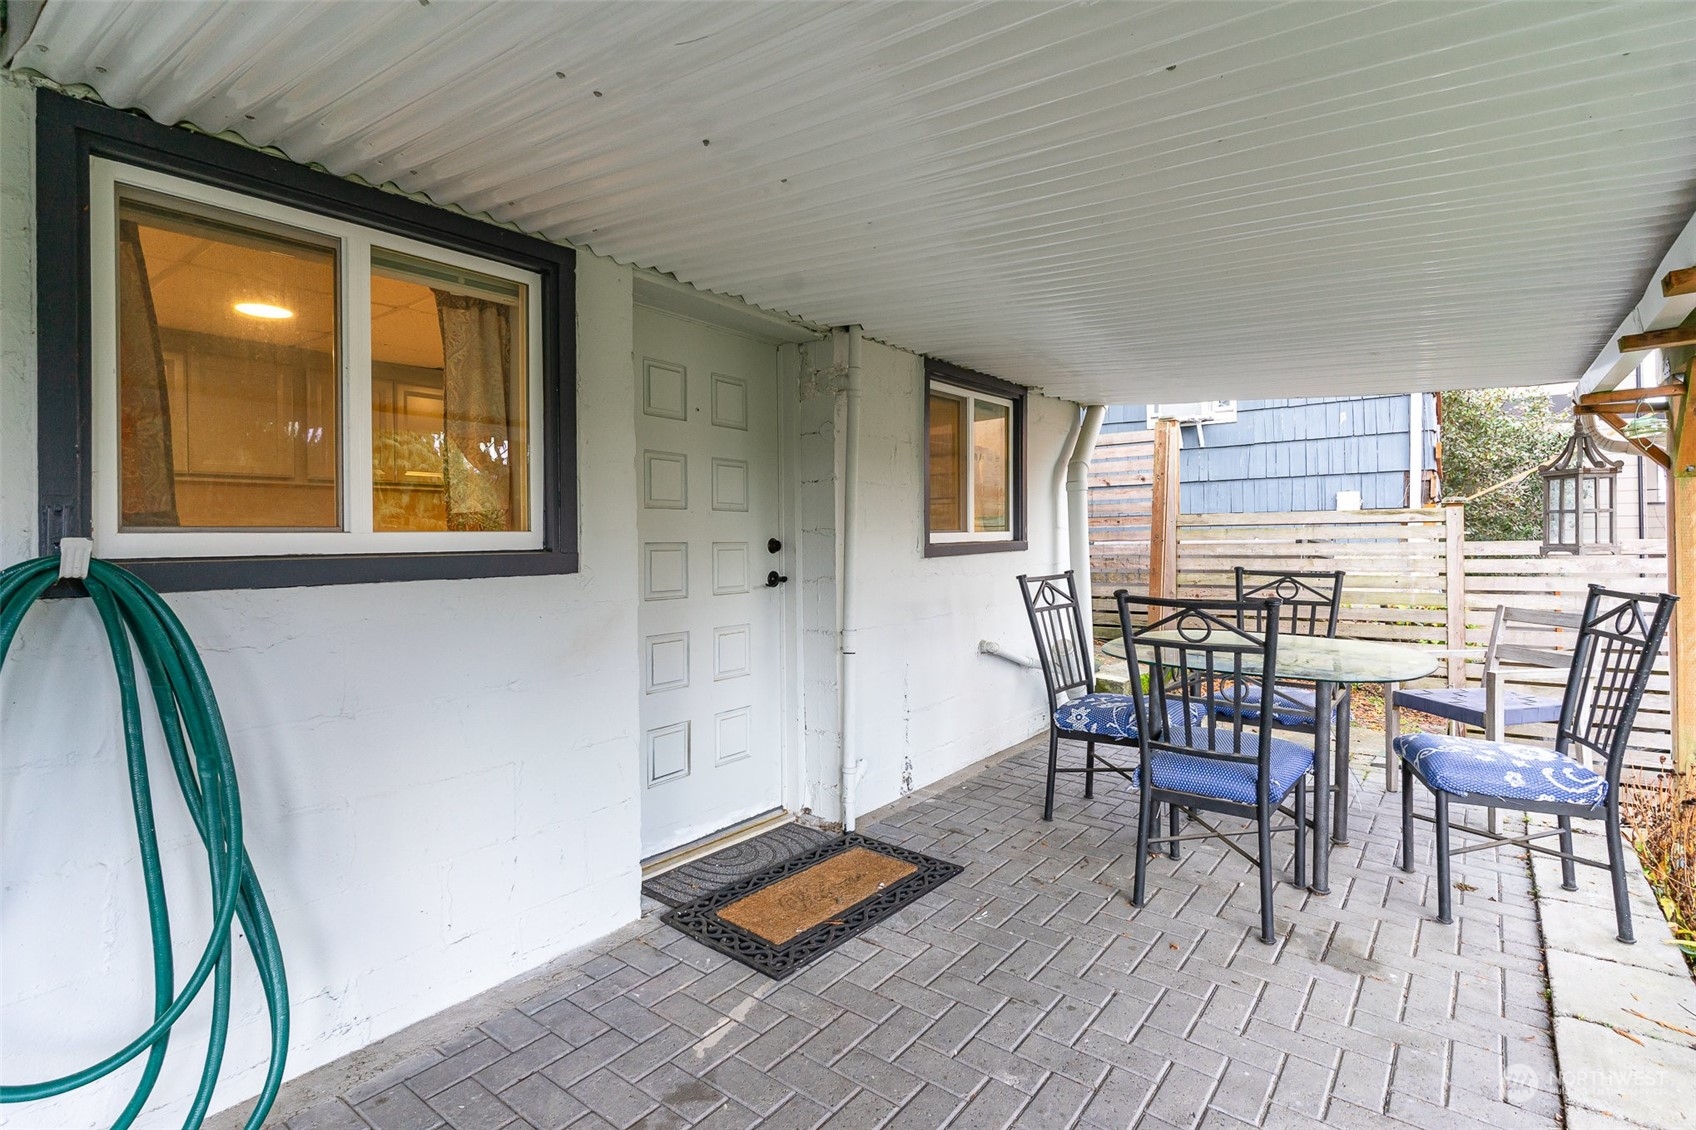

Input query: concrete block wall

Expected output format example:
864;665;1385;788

847;338;1072;816
790;332;1071;825
0;80;644;1127
0;78;1072;1127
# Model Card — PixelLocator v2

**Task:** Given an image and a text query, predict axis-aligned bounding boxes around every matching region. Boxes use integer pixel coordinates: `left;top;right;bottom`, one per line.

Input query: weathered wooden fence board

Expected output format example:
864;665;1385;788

1459;539;1671;774
1088;431;1155;619
1089;486;1673;775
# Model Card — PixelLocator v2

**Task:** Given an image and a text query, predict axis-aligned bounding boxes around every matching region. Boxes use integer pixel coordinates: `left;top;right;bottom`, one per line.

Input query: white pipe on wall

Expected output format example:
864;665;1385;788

839;327;864;832
1066;405;1107;596
979;640;1041;670
1052;407;1084;571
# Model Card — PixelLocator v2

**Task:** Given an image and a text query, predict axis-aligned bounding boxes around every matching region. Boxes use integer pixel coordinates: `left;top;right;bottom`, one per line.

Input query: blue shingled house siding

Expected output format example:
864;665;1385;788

1102;396;1439;514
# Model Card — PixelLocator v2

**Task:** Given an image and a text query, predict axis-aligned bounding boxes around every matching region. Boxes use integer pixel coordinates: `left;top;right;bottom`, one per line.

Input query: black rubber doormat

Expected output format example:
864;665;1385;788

643;823;835;908
660;833;962;979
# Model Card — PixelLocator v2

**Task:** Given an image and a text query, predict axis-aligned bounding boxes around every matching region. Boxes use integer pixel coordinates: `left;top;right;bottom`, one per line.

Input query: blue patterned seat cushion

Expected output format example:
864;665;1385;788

1395;732;1606;807
1391;686;1563;730
1134;731;1316;806
1210;681;1319;728
1055;696;1202;741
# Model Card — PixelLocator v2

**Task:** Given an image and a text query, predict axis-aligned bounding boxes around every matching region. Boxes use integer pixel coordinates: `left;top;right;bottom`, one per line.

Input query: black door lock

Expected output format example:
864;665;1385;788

767;538;782;553
765;570;788;588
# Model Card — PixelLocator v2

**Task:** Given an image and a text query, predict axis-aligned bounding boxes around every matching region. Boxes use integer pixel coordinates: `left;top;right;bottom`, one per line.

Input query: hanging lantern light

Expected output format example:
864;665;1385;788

1538;422;1622;555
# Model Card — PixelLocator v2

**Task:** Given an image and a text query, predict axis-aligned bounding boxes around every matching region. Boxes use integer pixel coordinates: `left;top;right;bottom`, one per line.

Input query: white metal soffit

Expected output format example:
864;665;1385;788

14;1;1696;404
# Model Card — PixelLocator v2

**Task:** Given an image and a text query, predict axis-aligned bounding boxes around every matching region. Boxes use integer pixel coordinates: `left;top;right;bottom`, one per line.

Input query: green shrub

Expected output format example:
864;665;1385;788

1440;388;1569;542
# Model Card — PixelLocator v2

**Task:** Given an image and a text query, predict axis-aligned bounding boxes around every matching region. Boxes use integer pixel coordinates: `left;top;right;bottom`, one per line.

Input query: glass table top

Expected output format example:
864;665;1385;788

1102;632;1439;684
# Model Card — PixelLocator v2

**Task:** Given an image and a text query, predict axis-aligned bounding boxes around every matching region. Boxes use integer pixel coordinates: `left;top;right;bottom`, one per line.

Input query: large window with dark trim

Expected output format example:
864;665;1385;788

36;92;576;590
923;360;1027;556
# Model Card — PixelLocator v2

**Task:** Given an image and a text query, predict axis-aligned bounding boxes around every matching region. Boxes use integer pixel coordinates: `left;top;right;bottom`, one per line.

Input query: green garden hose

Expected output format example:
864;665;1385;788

0;554;288;1130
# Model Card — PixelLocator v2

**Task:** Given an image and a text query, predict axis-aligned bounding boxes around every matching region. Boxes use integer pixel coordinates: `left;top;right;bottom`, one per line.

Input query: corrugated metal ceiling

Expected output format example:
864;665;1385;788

12;1;1696;403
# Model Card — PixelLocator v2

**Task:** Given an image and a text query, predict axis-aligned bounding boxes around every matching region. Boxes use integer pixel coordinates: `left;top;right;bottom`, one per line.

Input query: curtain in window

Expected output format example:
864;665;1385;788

434;290;513;531
117;219;179;526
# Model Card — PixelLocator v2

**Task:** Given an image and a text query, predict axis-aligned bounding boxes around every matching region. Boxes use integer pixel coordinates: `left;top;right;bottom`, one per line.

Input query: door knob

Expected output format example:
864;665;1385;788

767;538;783;553
765;570;789;588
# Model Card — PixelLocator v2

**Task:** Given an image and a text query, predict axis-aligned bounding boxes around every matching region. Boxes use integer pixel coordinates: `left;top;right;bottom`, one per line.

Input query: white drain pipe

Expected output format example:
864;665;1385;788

839;327;865;831
1052;408;1084;570
1067;405;1107;597
979;639;1041;669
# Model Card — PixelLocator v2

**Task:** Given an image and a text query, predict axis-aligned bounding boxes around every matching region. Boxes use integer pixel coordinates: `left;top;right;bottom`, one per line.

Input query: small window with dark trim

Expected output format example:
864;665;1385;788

35;92;577;590
923;360;1027;556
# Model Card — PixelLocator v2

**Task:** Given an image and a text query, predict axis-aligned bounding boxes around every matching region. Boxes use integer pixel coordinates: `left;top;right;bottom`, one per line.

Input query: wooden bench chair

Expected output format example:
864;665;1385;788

1381;605;1580;803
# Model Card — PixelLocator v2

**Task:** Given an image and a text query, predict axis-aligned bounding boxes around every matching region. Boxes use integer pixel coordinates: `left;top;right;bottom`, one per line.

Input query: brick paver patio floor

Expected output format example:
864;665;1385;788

289;735;1562;1130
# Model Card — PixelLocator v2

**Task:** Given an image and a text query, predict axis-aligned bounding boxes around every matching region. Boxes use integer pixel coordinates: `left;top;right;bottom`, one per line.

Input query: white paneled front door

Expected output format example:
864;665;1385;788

635;306;786;858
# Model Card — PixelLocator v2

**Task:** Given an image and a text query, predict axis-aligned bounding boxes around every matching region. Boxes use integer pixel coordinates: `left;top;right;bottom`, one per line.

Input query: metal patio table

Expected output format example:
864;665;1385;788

1104;633;1437;894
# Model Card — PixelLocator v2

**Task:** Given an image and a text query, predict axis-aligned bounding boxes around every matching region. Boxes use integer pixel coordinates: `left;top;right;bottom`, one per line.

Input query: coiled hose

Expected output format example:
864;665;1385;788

0;555;288;1129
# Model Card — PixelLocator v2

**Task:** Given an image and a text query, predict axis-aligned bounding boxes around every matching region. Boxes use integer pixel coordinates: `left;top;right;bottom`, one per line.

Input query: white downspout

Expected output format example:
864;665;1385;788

839;327;864;831
1067;405;1107;596
976;404;1082;669
1052;408;1084;570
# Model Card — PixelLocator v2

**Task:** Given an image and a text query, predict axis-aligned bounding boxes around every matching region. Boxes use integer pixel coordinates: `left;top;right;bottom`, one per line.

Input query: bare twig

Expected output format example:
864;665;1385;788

1623;1008;1696;1039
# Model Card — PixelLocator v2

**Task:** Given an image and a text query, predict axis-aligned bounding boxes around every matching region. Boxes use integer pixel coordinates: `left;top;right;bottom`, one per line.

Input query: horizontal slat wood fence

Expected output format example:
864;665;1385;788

1089;494;1673;776
1174;508;1451;640
1460;539;1670;776
1088;431;1155;623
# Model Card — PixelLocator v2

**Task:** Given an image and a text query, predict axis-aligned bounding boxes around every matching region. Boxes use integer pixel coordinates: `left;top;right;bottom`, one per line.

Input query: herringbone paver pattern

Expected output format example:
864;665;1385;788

288;736;1559;1129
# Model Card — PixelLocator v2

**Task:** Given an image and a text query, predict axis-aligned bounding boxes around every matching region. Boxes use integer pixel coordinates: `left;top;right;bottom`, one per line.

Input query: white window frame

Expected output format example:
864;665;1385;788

928;379;1016;545
1148;400;1237;426
89;157;547;559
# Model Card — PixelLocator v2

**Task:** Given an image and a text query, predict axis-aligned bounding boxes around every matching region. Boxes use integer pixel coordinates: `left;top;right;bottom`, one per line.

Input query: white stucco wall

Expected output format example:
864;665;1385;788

0;76;36;564
791;333;1070;823
0;81;644;1127
1;79;1075;1126
850;339;1072;816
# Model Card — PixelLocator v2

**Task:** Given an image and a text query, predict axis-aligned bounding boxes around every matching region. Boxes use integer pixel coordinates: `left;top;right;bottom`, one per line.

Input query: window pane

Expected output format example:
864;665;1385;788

371;249;530;532
117;194;339;529
973;400;1010;534
928;392;967;532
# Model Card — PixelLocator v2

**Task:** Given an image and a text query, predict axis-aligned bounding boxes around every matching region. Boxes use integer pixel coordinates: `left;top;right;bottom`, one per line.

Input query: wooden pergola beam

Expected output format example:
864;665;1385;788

1671;380;1696;773
1149;418;1179;600
1574;383;1685;407
1664;266;1696;298
1676;379;1696;478
1580;408;1672;469
1619;325;1696;353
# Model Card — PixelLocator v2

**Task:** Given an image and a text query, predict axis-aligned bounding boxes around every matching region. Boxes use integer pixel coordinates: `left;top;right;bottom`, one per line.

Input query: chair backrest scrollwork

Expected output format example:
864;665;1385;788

1557;585;1676;788
1017;572;1094;709
1234;568;1344;639
1116;591;1283;783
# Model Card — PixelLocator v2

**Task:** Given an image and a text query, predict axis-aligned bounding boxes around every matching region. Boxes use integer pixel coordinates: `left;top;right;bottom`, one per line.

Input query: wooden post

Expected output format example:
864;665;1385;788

1150;419;1179;599
1444;502;1467;688
1670;377;1695;773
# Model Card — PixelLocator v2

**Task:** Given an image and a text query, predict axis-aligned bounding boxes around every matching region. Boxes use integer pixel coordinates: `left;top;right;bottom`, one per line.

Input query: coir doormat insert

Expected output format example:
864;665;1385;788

660;833;962;978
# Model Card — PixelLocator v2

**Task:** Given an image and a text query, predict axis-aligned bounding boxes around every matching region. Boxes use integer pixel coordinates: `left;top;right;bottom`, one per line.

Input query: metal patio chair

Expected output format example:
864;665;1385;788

1397;584;1676;941
1017;571;1196;822
1116;590;1316;944
1209;568;1347;738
